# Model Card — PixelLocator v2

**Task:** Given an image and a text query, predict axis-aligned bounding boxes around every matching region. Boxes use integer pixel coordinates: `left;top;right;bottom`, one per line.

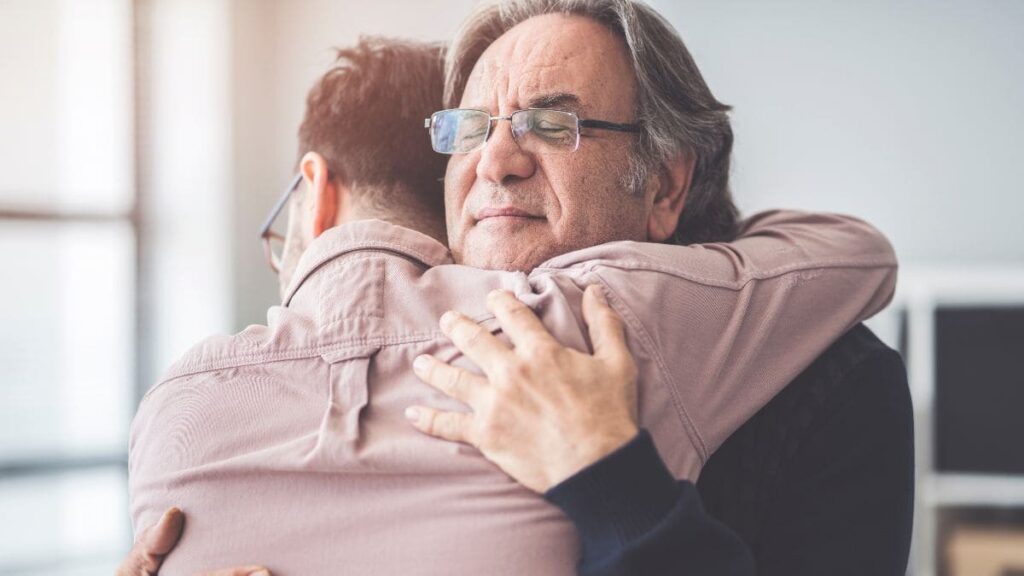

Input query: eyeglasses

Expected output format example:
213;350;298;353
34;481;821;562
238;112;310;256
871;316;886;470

424;108;641;155
259;173;302;274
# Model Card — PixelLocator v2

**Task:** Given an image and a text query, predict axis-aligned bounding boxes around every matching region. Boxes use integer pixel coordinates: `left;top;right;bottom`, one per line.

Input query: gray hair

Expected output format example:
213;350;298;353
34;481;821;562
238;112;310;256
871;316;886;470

445;0;739;245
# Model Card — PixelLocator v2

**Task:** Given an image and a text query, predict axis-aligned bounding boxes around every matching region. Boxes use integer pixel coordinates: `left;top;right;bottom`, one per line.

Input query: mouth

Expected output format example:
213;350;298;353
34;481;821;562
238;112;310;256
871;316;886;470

475;207;543;222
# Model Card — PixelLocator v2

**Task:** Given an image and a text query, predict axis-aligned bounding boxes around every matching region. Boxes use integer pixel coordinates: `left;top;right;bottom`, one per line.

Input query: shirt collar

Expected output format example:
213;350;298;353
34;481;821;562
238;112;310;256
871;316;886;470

281;219;453;306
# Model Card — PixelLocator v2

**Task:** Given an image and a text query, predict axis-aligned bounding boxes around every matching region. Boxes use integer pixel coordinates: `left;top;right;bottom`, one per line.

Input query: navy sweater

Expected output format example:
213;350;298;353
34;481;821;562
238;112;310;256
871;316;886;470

545;325;914;576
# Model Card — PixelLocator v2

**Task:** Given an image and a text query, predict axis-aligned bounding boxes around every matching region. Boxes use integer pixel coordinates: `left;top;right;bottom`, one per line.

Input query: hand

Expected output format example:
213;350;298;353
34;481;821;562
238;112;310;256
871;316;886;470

116;507;183;576
407;285;639;493
115;507;271;576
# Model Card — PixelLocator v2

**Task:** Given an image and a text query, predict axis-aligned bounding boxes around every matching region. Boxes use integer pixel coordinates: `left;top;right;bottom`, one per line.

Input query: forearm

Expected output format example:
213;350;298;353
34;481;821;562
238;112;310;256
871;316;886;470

575;210;897;459
545;430;754;576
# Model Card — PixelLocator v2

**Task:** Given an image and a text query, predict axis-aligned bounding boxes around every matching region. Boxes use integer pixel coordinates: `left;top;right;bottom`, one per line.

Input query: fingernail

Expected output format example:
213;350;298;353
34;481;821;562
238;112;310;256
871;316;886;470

404;407;421;423
440;310;457;331
158;507;179;526
249;570;270;576
413;355;430;374
591;285;607;304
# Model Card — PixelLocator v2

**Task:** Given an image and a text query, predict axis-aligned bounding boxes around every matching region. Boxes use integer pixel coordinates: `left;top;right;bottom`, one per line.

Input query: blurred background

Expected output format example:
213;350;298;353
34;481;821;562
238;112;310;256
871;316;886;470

0;0;1021;574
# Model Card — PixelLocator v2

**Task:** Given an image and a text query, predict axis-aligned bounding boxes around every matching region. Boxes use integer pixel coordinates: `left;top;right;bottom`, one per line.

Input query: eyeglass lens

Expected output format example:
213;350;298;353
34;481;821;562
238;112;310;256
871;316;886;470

430;109;580;155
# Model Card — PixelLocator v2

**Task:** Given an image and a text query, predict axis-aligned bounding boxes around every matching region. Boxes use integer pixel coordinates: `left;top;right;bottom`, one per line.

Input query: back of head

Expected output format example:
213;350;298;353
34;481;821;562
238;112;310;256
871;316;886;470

298;37;448;229
445;0;739;245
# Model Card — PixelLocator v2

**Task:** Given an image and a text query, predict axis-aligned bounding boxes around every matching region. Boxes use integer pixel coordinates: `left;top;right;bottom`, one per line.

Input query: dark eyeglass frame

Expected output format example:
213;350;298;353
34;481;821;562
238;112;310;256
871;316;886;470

424;108;642;155
259;173;302;274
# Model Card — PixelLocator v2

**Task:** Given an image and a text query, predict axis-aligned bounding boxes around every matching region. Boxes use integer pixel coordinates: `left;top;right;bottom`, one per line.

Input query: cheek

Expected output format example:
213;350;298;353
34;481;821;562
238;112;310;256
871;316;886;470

551;151;646;243
446;157;471;203
539;154;592;221
444;155;477;244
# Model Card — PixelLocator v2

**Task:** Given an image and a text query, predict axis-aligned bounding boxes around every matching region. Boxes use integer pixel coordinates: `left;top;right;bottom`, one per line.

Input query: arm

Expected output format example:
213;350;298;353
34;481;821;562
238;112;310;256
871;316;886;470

411;211;898;572
538;210;897;467
543;336;913;576
410;285;757;575
545;430;754;576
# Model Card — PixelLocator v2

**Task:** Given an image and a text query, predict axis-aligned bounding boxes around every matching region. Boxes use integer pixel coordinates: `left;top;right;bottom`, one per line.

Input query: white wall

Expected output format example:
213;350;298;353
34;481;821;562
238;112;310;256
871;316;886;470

137;0;234;384
659;0;1024;265
228;0;1024;328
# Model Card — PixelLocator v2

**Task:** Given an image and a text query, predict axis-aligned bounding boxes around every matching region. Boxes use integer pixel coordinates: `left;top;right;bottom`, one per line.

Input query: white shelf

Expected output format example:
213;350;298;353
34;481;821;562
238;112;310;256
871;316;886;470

924;473;1024;508
894;265;1024;307
887;263;1024;576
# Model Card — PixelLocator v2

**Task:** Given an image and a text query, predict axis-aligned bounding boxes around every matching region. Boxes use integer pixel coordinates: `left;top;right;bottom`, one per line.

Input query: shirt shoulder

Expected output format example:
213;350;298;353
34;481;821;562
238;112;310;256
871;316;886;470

533;210;896;291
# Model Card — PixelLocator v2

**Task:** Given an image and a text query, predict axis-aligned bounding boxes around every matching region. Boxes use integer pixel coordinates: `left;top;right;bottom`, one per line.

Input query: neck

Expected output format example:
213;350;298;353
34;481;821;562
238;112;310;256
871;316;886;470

343;203;447;247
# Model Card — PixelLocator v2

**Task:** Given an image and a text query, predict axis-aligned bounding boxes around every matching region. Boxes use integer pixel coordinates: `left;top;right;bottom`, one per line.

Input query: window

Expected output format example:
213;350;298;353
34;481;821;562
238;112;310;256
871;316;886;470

0;0;136;572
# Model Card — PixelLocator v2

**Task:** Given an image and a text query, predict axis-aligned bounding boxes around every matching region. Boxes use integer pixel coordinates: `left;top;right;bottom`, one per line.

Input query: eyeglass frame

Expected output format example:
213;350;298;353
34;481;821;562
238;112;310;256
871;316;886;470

424;107;642;155
259;172;303;274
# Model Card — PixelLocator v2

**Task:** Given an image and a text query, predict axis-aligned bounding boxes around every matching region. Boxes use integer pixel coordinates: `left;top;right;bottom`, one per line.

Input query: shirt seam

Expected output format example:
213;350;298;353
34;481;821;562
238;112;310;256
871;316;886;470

284;241;443;305
582;257;896;465
145;332;440;400
589;269;710;464
536;255;896;292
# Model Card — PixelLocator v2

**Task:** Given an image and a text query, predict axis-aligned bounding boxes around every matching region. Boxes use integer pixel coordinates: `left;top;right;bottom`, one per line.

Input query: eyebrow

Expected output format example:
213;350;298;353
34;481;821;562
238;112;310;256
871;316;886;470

526;92;583;113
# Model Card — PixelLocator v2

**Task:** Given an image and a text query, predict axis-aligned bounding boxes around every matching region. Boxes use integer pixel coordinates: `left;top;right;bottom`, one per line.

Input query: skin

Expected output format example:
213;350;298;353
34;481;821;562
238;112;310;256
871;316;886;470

410;13;695;491
407;286;639;492
276;151;447;298
121;14;697;571
275;151;348;299
444;13;693;272
115;508;270;576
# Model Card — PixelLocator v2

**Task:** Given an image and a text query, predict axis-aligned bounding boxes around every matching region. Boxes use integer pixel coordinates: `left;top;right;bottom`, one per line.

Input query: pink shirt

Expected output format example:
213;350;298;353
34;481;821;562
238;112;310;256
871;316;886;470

130;210;897;575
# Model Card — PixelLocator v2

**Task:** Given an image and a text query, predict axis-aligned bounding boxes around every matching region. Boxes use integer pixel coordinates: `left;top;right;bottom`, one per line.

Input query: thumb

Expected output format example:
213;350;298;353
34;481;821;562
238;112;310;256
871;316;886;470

141;507;185;556
116;508;184;576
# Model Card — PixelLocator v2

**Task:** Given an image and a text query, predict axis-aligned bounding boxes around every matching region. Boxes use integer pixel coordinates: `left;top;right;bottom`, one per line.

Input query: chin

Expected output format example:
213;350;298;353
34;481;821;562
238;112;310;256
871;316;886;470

460;228;556;272
459;247;545;272
469;255;534;272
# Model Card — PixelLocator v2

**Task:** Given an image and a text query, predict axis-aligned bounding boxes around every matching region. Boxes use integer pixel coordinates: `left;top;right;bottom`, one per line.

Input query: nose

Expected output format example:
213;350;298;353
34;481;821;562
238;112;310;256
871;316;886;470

476;118;536;185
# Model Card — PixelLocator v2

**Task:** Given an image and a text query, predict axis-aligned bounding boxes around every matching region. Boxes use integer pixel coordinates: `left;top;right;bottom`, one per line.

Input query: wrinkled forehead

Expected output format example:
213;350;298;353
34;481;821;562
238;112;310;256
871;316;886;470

460;14;636;118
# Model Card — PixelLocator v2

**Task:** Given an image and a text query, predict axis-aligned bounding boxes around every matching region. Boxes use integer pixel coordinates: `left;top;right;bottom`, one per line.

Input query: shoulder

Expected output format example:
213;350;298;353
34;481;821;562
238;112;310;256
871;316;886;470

131;351;330;474
791;324;906;404
534;241;756;290
776;326;912;473
534;211;897;293
697;325;913;544
718;325;910;466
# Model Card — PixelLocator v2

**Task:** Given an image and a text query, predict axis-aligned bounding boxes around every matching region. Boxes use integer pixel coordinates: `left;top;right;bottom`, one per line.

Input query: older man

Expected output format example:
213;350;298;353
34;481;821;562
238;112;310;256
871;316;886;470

422;2;912;574
122;4;909;575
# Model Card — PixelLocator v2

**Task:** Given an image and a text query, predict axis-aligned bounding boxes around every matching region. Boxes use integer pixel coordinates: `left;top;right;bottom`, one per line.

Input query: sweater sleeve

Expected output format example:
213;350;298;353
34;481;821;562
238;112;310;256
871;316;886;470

545;430;755;576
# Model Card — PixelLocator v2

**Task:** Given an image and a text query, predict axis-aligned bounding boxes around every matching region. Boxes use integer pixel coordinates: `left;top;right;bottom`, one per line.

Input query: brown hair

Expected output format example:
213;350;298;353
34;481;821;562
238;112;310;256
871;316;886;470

445;0;739;245
298;37;448;221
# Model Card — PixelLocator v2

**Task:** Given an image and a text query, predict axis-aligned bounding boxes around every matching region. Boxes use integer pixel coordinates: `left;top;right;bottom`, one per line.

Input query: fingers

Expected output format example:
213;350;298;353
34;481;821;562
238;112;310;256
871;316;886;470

142;507;185;556
582;285;631;370
119;511;268;576
405;406;475;445
195;567;270;576
115;541;157;576
413;354;485;406
485;290;557;351
116;507;185;575
439;310;510;369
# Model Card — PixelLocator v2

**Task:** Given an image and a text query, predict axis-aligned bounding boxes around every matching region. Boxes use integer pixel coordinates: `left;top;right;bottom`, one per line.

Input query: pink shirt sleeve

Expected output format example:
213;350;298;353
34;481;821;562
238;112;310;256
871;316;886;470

534;210;897;463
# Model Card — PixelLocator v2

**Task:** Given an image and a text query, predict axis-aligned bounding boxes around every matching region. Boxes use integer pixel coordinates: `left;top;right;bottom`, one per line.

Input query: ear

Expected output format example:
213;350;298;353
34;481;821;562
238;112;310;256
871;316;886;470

300;151;348;238
646;151;696;242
